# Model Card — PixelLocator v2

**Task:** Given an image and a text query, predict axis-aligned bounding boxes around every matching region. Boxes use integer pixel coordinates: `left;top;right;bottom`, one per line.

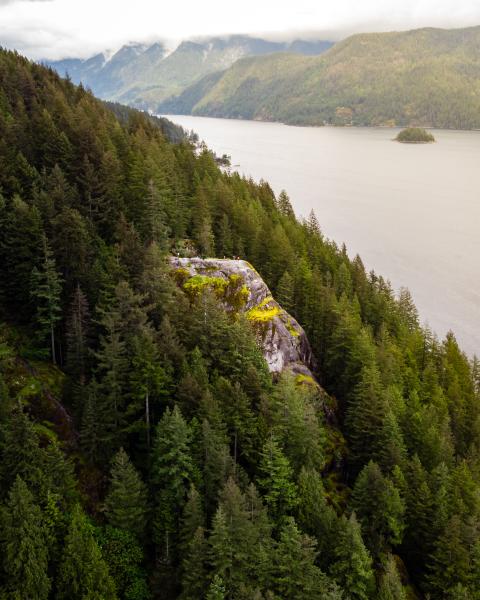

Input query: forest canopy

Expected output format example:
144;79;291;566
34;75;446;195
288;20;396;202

0;47;479;600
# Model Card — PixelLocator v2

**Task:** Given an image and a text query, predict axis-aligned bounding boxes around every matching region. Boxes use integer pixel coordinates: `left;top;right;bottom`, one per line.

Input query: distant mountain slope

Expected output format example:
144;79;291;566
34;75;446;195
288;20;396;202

160;26;480;129
46;35;333;110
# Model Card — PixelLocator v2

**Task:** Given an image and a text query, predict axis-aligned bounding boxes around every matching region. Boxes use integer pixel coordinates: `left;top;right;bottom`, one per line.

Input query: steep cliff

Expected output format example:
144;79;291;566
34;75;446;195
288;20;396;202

169;257;317;381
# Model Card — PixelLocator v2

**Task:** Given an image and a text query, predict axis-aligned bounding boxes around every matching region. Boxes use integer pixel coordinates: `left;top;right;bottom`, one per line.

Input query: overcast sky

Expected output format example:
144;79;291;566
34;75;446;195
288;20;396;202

2;0;480;60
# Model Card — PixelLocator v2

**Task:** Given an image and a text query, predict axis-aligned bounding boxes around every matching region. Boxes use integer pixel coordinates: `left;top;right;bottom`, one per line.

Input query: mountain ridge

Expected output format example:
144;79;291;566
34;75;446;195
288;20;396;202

159;25;480;129
45;35;333;110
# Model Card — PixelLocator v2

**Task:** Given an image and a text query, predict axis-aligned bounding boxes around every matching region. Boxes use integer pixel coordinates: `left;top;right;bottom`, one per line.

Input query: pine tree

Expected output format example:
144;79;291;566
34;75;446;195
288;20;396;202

80;379;101;464
180;526;208;600
297;467;337;566
93;307;128;453
30;234;63;363
257;435;298;522
426;515;471;598
129;327;170;449
329;514;375;600
1;476;51;600
140;179;169;247
277;190;295;218
65;284;90;384
56;504;117;600
274;517;337;599
378;555;407;600
104;448;149;538
180;484;204;551
276;270;295;313
345;364;389;470
209;506;232;584
378;410;407;473
350;461;405;558
0;407;44;497
206;575;226;600
151;405;194;560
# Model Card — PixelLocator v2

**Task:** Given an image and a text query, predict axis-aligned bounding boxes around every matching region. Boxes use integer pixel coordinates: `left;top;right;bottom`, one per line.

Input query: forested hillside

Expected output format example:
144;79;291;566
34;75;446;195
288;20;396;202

1;47;480;599
160;25;480;129
46;36;332;111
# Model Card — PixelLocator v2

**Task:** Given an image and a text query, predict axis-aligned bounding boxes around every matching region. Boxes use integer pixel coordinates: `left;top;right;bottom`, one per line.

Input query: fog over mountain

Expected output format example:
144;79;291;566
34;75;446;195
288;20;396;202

45;35;333;109
2;0;480;60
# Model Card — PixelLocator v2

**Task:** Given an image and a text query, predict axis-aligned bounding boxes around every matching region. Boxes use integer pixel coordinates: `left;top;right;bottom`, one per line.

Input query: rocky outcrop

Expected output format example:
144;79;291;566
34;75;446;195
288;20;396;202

169;257;317;380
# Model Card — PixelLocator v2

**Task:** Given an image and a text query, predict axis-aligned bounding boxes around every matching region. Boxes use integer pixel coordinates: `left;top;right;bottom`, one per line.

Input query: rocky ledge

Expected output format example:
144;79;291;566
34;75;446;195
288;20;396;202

169;257;317;380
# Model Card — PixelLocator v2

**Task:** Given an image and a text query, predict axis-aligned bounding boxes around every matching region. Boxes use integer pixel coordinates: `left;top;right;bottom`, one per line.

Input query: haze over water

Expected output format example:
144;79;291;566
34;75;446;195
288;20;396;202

165;115;480;356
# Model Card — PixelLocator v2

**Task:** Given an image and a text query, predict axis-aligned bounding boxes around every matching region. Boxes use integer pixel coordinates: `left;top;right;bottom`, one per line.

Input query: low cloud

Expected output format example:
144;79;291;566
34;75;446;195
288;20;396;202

0;0;52;4
2;0;480;61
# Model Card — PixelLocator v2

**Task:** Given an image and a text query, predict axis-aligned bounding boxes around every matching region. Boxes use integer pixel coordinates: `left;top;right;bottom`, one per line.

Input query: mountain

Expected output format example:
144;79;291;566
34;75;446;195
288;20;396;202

1;46;480;599
46;35;333;110
160;25;480;129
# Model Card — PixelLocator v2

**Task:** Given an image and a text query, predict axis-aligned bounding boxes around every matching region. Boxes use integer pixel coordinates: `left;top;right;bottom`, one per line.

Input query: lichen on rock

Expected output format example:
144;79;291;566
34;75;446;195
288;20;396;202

169;257;317;380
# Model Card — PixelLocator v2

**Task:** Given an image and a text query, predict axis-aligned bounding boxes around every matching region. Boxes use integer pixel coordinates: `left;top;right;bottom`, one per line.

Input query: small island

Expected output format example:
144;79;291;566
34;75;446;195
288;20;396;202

395;127;435;143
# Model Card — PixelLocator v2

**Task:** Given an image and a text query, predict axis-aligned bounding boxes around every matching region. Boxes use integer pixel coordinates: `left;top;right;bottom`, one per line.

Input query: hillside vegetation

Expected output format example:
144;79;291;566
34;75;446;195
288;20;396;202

395;127;435;143
47;36;332;110
1;48;480;599
160;25;480;129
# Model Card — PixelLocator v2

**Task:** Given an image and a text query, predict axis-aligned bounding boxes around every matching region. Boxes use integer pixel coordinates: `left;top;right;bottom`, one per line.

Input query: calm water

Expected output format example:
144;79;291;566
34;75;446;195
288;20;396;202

165;115;480;356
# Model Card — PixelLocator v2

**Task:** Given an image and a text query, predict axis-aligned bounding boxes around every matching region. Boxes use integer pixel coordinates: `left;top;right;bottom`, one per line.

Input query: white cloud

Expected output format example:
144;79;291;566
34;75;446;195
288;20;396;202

1;0;480;60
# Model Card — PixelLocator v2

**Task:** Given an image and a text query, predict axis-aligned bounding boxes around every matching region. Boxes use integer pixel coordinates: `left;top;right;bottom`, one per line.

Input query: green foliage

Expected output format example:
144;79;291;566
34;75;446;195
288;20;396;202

104;448;149;538
30;235;63;363
56;505;117;600
0;46;480;600
257;435;298;522
350;461;405;558
164;26;480;129
97;526;150;600
330;514;375;600
378;555;407;600
396;128;435;143
0;476;51;600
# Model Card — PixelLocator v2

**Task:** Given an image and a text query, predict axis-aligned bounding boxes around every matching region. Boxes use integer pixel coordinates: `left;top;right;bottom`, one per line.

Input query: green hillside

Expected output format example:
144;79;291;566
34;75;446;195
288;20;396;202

1;47;480;599
47;36;332;111
161;26;480;129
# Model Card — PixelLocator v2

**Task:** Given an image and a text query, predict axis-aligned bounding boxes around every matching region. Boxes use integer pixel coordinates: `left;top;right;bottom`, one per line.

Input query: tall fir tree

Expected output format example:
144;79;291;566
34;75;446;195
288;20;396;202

104;447;149;538
0;476;51;600
56;504;117;600
257;435;298;523
30;234;63;363
329;514;375;600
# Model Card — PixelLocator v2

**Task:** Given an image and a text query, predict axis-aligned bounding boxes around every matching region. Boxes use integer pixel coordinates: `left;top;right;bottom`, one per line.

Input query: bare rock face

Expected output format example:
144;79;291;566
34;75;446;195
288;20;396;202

169;257;317;379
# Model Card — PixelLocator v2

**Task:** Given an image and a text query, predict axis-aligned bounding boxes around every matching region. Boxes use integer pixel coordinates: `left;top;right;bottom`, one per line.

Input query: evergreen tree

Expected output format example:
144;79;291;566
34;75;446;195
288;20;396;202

350;461;405;558
30;234;63;363
274;517;338;600
276;270;295;313
56;504;117;600
330;514;375;600
426;515;472;598
378;555;407;600
296;467;337;566
206;575;226;600
65;284;90;384
277;190;295;218
104;448;149;538
0;408;44;498
151;406;194;560
0;476;51;600
80;379;101;463
180;526;208;600
257;435;298;523
209;506;232;584
345;365;389;470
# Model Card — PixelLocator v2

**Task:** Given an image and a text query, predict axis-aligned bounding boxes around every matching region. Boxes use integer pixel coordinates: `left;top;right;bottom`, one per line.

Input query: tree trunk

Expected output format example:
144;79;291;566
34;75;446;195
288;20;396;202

145;390;150;449
51;323;56;365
